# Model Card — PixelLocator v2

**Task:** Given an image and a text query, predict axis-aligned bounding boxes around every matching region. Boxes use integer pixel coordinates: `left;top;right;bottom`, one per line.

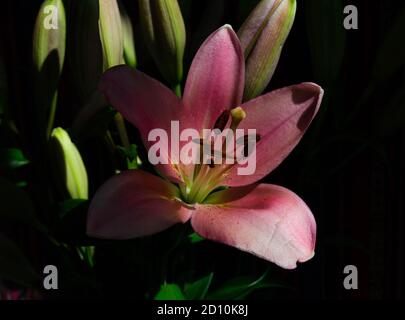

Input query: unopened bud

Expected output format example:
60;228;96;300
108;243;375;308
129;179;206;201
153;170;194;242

99;0;124;70
70;0;125;104
119;0;137;68
50;128;88;200
238;0;296;100
33;0;66;74
33;0;66;136
138;0;186;88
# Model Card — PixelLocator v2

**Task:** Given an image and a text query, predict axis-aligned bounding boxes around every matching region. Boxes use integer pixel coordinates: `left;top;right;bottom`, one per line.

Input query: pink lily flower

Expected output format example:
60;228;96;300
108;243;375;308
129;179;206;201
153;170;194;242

87;25;323;269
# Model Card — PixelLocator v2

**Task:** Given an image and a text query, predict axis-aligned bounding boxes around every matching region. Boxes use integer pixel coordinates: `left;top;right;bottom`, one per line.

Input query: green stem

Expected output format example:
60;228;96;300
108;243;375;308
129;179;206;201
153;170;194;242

173;83;182;97
114;112;131;149
46;92;58;139
103;130;116;154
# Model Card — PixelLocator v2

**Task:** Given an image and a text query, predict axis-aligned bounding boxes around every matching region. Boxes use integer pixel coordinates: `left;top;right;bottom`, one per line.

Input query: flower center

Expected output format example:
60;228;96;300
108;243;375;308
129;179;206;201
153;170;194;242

180;106;259;204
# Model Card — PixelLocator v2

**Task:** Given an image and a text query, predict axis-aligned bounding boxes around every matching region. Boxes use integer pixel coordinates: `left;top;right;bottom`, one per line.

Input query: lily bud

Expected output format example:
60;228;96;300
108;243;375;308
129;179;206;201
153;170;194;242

119;0;137;68
99;0;124;70
33;0;66;136
50;128;88;200
138;0;186;90
70;0;124;104
238;0;296;101
33;0;66;74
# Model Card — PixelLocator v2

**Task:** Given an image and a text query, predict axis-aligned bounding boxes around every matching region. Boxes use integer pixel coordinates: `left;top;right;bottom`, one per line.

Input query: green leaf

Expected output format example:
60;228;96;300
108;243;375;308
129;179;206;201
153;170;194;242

0;233;39;287
116;144;140;169
188;232;205;244
184;273;213;300
0;177;38;226
52;200;91;245
0;148;30;169
154;283;185;300
58;198;87;218
206;270;290;300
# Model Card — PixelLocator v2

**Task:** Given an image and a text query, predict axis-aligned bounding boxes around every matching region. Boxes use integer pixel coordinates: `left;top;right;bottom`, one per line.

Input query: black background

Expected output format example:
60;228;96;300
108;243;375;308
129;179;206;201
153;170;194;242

0;0;404;300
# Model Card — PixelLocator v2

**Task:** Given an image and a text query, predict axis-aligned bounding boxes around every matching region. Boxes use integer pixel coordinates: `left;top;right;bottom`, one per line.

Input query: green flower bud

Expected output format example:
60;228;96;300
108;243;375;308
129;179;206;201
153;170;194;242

70;0;125;105
119;0;137;68
33;0;66;137
138;0;186;89
238;0;296;101
50;128;88;200
33;0;66;74
99;0;124;70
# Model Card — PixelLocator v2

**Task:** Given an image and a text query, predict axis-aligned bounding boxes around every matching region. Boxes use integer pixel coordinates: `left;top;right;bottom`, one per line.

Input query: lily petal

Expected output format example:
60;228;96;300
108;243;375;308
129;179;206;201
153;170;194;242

87;170;192;239
99;65;193;182
223;82;323;186
192;184;316;269
183;25;245;131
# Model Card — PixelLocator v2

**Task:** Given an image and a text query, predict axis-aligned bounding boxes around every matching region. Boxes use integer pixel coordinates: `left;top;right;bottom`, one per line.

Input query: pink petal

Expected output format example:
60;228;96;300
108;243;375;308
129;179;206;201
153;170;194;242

99;65;194;182
183;25;245;131
87;170;192;239
192;184;316;269
223;82;323;186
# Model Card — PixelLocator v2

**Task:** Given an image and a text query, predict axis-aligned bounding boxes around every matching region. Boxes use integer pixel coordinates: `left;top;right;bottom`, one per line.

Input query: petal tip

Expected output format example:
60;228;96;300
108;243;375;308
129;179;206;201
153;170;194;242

279;251;315;270
222;24;234;31
299;250;315;263
300;82;323;95
217;24;240;43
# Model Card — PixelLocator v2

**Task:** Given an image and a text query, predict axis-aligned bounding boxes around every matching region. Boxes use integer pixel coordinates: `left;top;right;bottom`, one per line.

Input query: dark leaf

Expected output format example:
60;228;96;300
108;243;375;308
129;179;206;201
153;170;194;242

184;273;213;300
0;177;38;226
0;148;29;169
52;200;93;245
58;198;87;218
154;283;185;300
188;232;205;244
206;270;290;300
0;233;39;287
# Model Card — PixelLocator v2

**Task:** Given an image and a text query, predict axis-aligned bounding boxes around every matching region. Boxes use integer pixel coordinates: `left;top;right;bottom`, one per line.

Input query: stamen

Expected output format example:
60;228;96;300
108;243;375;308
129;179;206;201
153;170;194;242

230;107;246;131
187;108;250;204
